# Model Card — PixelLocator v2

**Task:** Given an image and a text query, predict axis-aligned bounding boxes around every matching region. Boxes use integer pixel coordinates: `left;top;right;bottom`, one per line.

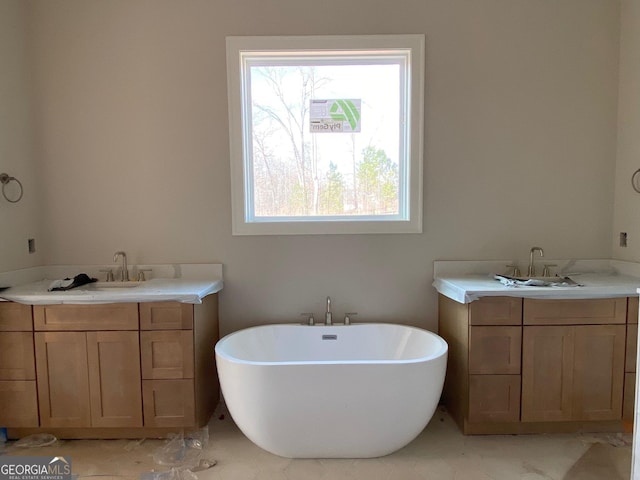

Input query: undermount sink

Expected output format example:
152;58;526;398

90;281;140;289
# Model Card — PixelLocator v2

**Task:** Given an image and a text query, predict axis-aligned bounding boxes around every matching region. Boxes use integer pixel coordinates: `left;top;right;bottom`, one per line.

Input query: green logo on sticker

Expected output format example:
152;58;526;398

330;100;360;130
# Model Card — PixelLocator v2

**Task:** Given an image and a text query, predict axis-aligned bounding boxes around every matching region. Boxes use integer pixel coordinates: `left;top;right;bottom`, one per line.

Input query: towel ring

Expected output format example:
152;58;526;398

632;169;640;194
0;173;24;203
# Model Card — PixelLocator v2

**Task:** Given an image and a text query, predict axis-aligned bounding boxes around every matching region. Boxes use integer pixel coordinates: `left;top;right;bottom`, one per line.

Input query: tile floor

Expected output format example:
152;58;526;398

0;405;633;480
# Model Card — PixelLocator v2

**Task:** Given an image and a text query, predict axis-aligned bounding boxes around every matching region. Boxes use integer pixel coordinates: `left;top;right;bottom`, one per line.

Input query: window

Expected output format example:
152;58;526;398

226;35;424;235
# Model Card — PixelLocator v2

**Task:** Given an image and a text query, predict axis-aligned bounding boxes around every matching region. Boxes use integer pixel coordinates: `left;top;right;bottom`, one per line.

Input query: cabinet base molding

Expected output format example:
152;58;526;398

459;417;624;435
6;422;213;440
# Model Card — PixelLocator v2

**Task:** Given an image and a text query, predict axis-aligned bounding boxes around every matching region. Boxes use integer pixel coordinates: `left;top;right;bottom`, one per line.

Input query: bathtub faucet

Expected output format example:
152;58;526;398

325;296;332;325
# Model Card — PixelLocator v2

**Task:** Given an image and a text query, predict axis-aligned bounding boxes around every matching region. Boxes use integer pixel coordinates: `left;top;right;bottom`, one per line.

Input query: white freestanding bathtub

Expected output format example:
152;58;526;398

215;323;448;458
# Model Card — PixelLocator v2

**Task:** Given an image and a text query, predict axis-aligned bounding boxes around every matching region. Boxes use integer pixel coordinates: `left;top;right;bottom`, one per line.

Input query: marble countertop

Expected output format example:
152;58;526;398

0;263;223;305
433;259;640;304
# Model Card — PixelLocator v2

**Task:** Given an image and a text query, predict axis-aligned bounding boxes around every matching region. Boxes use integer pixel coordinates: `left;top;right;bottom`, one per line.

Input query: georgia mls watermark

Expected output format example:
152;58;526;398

0;457;72;480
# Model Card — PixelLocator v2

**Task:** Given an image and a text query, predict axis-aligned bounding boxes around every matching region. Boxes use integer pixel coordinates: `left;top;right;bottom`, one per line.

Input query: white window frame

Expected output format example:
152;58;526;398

226;34;424;235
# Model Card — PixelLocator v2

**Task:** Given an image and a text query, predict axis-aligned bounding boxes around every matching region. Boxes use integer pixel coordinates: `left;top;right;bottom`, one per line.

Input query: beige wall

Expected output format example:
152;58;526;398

0;0;42;273
617;2;640;468
20;0;620;333
613;1;640;262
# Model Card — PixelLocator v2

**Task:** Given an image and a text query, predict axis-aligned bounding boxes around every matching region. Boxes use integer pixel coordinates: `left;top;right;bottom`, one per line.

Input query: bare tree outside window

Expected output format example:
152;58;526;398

250;64;400;218
227;35;424;235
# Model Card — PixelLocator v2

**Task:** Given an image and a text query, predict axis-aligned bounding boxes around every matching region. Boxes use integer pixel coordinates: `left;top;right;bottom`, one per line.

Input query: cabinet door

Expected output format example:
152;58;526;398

35;332;91;427
523;324;625;422
142;379;195;427
522;326;573;422
469;375;520;423
624;372;636;423
469;326;521;374
87;331;143;427
0;332;35;380
140;330;194;379
0;380;39;427
572;324;625;421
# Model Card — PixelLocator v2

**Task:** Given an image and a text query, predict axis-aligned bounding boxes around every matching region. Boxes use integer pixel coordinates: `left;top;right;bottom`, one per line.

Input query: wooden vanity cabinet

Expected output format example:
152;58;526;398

0;302;39;427
33;304;142;428
139;297;219;429
521;299;626;423
439;294;631;435
439;295;523;432
140;302;196;427
467;298;522;424
3;295;219;439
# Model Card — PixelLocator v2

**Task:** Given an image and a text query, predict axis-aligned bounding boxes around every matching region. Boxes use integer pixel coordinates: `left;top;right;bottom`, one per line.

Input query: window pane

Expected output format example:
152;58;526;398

248;62;402;219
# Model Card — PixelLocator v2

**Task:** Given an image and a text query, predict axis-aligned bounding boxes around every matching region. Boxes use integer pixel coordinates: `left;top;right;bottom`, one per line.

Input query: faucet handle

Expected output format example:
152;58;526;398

300;313;315;326
99;269;114;282
505;264;521;277
137;269;152;282
542;264;558;277
344;312;357;325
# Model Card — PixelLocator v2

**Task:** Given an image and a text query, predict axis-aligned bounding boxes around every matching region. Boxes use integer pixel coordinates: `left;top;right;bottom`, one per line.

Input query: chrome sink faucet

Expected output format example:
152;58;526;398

113;251;130;281
527;247;544;277
325;296;332;325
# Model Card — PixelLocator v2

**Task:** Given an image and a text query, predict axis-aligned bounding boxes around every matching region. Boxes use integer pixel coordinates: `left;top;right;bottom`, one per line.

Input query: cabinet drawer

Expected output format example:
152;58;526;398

0;332;35;380
469;326;521;374
141;330;194;379
34;304;138;330
523;298;627;325
629;297;639;324
469;297;522;326
0;303;32;331
142;379;195;427
140;302;193;330
469;375;521;423
0;380;39;427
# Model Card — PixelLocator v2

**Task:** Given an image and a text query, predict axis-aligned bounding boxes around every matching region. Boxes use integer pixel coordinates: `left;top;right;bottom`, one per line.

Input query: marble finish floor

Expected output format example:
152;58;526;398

0;405;633;480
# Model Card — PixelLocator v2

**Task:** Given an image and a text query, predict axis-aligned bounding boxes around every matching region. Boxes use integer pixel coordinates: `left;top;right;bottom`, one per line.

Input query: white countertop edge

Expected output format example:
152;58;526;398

1;279;224;305
433;259;640;304
0;264;223;305
434;277;640;304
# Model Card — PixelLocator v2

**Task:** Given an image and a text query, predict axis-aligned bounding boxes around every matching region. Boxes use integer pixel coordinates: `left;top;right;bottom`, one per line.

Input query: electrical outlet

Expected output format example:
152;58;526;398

28;238;36;254
620;232;628;248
